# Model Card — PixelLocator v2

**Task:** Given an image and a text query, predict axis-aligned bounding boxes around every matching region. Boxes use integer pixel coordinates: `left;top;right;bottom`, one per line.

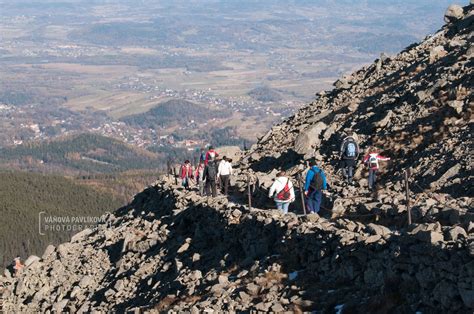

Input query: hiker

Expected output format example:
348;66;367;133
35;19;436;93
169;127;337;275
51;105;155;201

218;156;233;195
203;158;218;197
13;257;23;276
180;160;193;190
195;162;206;196
204;146;219;165
363;148;390;191
304;160;327;214
199;147;206;164
268;171;295;214
340;132;359;183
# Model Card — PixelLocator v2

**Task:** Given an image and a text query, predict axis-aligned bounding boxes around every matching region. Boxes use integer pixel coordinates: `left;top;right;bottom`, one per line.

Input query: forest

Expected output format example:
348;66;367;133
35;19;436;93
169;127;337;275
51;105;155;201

0;171;123;268
0;133;162;173
121;99;231;129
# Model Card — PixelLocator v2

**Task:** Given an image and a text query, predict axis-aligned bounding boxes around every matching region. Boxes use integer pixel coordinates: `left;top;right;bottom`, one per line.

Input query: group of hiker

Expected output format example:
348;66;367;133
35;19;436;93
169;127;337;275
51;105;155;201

178;146;233;198
178;132;389;215
268;132;390;214
339;132;390;190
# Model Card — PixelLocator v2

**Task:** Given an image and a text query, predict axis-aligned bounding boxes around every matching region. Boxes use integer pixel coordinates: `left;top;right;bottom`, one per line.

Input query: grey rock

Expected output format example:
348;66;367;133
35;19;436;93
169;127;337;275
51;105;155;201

192;253;201;262
246;283;260;295
79;275;93;288
447;226;468;241
444;5;464;23
448;100;464;114
218;274;229;285
365;234;382;244
42;245;56;259
177;242;190;253
376;110;393;128
71;228;93;243
366;223;391;237
293;122;327;155
54;299;69;312
24;255;40;267
271;303;285;312
334;78;351;89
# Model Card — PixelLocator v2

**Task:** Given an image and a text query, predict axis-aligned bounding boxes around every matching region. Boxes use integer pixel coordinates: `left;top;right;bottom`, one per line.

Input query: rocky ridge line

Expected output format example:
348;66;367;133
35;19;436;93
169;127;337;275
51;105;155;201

1;180;472;312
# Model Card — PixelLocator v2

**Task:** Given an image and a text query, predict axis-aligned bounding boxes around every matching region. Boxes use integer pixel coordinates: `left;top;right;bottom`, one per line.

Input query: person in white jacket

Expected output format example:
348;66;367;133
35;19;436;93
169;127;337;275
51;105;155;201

218;156;233;195
268;171;295;214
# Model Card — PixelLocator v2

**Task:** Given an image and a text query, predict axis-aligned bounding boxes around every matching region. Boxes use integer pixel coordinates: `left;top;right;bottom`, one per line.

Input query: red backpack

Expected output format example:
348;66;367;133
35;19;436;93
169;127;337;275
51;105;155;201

276;178;291;201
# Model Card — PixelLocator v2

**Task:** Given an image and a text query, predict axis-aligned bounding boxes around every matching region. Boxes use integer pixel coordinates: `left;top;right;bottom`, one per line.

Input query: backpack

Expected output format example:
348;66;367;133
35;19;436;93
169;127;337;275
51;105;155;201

345;141;357;158
206;161;217;179
276;178;291;201
208;151;216;162
368;155;378;168
310;169;324;191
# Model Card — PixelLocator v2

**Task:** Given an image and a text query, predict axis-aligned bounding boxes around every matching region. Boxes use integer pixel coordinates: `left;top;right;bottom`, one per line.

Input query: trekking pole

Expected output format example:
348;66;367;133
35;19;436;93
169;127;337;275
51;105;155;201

297;173;307;215
405;168;412;225
247;174;252;210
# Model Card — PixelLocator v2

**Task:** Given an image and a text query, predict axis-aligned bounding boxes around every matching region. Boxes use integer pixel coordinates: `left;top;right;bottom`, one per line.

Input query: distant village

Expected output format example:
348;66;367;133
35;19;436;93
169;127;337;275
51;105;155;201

0;73;297;151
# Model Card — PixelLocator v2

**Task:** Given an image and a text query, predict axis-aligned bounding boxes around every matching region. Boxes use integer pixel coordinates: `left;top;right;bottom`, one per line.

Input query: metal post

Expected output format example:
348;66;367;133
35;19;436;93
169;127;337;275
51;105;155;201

297;173;307;215
405;169;412;225
247;174;252;210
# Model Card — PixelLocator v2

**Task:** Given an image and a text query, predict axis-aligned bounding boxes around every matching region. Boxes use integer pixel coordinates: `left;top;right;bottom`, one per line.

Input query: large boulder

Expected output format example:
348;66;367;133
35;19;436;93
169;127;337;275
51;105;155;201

293;122;327;155
444;5;464;23
429;45;447;64
217;146;242;162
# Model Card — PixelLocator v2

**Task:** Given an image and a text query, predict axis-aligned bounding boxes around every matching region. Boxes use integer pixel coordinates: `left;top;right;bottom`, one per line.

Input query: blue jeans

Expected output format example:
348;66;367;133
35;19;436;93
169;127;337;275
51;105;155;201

306;190;322;213
276;201;290;214
368;169;377;190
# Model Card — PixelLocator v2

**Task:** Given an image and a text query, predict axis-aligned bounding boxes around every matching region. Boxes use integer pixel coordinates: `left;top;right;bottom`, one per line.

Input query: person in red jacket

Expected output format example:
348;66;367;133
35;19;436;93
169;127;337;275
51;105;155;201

363;148;390;191
204;146;219;165
180;160;193;190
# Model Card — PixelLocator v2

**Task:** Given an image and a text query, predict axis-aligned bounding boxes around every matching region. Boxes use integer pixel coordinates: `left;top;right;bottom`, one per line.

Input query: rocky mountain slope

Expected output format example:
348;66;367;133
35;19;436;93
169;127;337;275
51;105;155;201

1;3;473;313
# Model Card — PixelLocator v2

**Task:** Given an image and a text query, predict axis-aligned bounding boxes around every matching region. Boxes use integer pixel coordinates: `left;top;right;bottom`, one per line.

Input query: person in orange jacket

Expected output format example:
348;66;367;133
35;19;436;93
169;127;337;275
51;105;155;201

13;257;24;276
363;148;390;191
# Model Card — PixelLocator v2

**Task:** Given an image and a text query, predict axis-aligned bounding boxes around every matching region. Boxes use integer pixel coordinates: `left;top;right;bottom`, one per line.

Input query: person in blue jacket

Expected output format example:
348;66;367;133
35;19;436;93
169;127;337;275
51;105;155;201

304;160;327;214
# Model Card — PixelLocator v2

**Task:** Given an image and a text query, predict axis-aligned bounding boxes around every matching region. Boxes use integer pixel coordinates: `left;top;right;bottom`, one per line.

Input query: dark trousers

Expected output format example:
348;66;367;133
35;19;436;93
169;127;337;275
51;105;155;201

341;158;356;183
205;180;217;197
342;166;354;182
306;190;322;214
220;175;230;195
368;169;377;190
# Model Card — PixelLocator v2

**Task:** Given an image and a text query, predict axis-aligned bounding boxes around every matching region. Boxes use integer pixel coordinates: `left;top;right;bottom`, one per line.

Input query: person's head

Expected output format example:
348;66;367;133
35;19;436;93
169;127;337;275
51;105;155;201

184;160;190;164
277;170;286;177
222;156;227;161
347;131;354;137
308;159;317;167
209;145;214;150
